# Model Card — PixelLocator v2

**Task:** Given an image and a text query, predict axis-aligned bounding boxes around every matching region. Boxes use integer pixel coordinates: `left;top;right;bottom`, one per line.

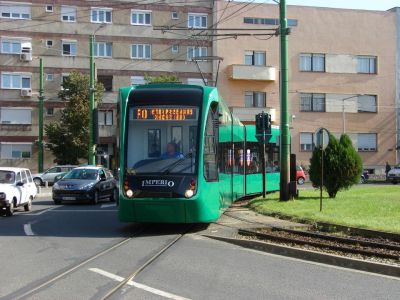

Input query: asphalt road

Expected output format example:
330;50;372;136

0;194;399;300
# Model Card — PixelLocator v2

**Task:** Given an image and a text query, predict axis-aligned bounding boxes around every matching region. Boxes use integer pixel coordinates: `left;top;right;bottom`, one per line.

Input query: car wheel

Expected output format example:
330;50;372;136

110;189;118;202
392;181;398;184
24;198;32;211
34;178;42;186
91;191;99;205
53;199;61;205
297;177;305;185
6;201;15;216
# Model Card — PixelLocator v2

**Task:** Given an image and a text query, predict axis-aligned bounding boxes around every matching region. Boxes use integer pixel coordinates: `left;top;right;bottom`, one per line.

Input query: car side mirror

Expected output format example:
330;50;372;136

16;181;24;186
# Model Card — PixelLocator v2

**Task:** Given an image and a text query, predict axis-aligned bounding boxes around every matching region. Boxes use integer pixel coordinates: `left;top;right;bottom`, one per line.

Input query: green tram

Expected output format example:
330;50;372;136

118;84;280;223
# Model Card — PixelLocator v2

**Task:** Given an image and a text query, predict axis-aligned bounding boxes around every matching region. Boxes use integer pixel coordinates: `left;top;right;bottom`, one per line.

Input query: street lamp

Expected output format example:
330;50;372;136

341;94;363;133
88;23;106;165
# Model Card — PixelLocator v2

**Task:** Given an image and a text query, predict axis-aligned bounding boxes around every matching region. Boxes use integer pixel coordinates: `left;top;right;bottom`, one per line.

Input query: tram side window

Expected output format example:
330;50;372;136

246;143;261;174
204;107;218;181
234;142;245;174
266;144;280;172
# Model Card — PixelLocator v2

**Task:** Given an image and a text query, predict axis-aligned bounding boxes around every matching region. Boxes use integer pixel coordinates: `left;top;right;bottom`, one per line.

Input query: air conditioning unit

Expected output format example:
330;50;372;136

20;53;32;61
20;88;32;97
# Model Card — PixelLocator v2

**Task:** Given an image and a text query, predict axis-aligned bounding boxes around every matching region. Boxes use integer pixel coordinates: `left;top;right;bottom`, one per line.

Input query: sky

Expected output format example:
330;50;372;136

256;0;400;11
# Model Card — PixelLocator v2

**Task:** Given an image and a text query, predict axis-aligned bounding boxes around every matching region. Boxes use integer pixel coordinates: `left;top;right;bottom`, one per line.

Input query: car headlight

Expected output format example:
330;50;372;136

53;183;59;190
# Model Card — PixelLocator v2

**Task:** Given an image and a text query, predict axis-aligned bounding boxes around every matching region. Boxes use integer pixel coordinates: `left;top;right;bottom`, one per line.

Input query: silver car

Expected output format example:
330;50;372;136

32;165;77;186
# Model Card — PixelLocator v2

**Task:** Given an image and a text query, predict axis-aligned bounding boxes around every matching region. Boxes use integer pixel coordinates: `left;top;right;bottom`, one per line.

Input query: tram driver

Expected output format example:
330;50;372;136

160;142;184;159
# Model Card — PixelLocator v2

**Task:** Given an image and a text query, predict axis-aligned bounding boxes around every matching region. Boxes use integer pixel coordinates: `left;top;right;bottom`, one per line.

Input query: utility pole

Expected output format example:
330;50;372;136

88;35;95;165
279;0;290;201
38;58;44;173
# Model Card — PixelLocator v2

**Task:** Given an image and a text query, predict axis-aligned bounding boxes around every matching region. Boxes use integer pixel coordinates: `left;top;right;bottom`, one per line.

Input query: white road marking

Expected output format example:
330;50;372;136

89;268;192;300
23;223;35;236
30;206;58;216
101;203;117;209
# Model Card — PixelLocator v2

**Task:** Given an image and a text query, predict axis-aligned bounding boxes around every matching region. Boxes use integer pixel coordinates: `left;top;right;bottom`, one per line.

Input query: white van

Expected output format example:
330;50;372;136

0;167;37;216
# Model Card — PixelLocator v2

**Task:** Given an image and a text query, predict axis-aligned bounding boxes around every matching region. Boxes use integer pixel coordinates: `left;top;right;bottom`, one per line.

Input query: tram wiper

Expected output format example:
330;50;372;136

162;153;192;175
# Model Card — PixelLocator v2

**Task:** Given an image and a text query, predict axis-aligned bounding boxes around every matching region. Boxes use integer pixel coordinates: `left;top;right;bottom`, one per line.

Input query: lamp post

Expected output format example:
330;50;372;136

88;23;106;165
341;94;362;134
38;58;44;172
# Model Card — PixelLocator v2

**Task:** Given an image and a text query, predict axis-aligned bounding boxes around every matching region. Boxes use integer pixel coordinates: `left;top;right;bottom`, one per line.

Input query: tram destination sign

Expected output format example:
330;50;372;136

132;107;197;121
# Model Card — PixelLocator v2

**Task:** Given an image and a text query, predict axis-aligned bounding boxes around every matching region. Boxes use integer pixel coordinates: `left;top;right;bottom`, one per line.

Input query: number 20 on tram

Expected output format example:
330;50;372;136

118;84;280;223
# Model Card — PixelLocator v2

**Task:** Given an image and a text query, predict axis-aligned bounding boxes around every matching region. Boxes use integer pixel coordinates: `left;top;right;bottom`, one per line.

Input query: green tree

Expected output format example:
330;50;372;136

45;71;103;164
144;74;180;84
309;134;362;198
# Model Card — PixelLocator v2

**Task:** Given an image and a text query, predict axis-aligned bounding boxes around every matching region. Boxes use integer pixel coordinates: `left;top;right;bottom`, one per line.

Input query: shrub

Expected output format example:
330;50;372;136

309;134;362;198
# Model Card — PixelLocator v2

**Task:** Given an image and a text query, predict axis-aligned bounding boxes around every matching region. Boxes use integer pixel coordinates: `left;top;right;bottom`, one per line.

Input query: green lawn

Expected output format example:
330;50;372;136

249;186;400;234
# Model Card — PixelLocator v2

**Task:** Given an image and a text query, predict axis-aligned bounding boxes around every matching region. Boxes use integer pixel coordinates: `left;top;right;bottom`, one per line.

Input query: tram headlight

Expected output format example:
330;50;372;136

185;189;194;198
126;189;134;198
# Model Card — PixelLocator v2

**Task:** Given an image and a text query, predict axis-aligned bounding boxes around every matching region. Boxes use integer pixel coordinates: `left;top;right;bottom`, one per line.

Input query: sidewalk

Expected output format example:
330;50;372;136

36;187;52;198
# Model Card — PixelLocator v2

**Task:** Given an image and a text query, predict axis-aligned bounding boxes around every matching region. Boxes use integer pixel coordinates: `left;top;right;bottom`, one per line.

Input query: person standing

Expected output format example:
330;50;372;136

385;162;391;179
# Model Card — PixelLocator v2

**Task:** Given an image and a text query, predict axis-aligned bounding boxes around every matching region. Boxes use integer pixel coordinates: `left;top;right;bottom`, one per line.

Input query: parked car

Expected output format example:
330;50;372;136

296;165;306;185
52;166;118;204
387;166;400;184
32;165;77;186
0;167;37;216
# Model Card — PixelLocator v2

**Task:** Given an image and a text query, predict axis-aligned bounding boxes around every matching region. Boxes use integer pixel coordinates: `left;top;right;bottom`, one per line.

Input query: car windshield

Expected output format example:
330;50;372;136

0;171;15;184
63;169;98;180
126;105;199;174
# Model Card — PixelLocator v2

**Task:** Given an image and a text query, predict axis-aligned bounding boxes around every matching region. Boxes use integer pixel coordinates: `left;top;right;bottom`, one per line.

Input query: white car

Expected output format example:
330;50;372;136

387;166;400;184
0;167;37;216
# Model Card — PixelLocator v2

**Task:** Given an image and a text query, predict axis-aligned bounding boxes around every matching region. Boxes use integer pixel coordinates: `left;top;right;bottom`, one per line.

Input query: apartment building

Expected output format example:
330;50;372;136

214;0;398;173
0;0;212;171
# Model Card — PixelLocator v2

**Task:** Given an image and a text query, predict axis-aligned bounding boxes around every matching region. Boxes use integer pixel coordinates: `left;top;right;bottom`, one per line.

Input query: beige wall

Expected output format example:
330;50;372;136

215;0;397;171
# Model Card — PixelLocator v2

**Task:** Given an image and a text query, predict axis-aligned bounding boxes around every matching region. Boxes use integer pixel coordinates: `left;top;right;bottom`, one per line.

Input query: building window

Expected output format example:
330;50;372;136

244;51;266;66
97;75;113;92
245;91;266;108
357;56;376;74
1;39;22;54
172;11;178;19
244;17;297;27
46;40;53;48
188;13;207;28
61;74;70;89
45;5;53;12
0;108;32;124
187;46;207;60
131;44;151;59
98;110;113;126
358;95;377;113
94;42;112;57
357;133;377;152
0;4;31;19
300;93;325;112
1;73;31;89
131;76;145;85
300;133;314;151
91;8;112;23
46;74;53;81
131;10;151;25
62;40;77;56
0;143;32;159
300;53;325;72
172;44;179;53
46;108;54;116
61;6;76;22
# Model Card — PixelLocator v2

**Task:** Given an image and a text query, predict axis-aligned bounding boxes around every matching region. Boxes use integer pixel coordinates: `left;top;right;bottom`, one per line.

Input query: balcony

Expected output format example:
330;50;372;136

227;64;276;81
230;107;276;123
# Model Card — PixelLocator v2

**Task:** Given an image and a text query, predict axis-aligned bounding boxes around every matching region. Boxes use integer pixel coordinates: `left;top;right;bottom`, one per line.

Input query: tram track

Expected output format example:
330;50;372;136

9;224;148;300
100;224;194;300
220;211;400;264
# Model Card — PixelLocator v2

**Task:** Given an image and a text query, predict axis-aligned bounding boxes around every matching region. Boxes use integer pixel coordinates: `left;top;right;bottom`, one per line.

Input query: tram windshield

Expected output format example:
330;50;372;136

126;105;199;174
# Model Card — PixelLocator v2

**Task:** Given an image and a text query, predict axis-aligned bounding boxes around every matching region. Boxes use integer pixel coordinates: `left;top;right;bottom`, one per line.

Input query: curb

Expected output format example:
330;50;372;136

203;234;400;278
36;193;52;198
